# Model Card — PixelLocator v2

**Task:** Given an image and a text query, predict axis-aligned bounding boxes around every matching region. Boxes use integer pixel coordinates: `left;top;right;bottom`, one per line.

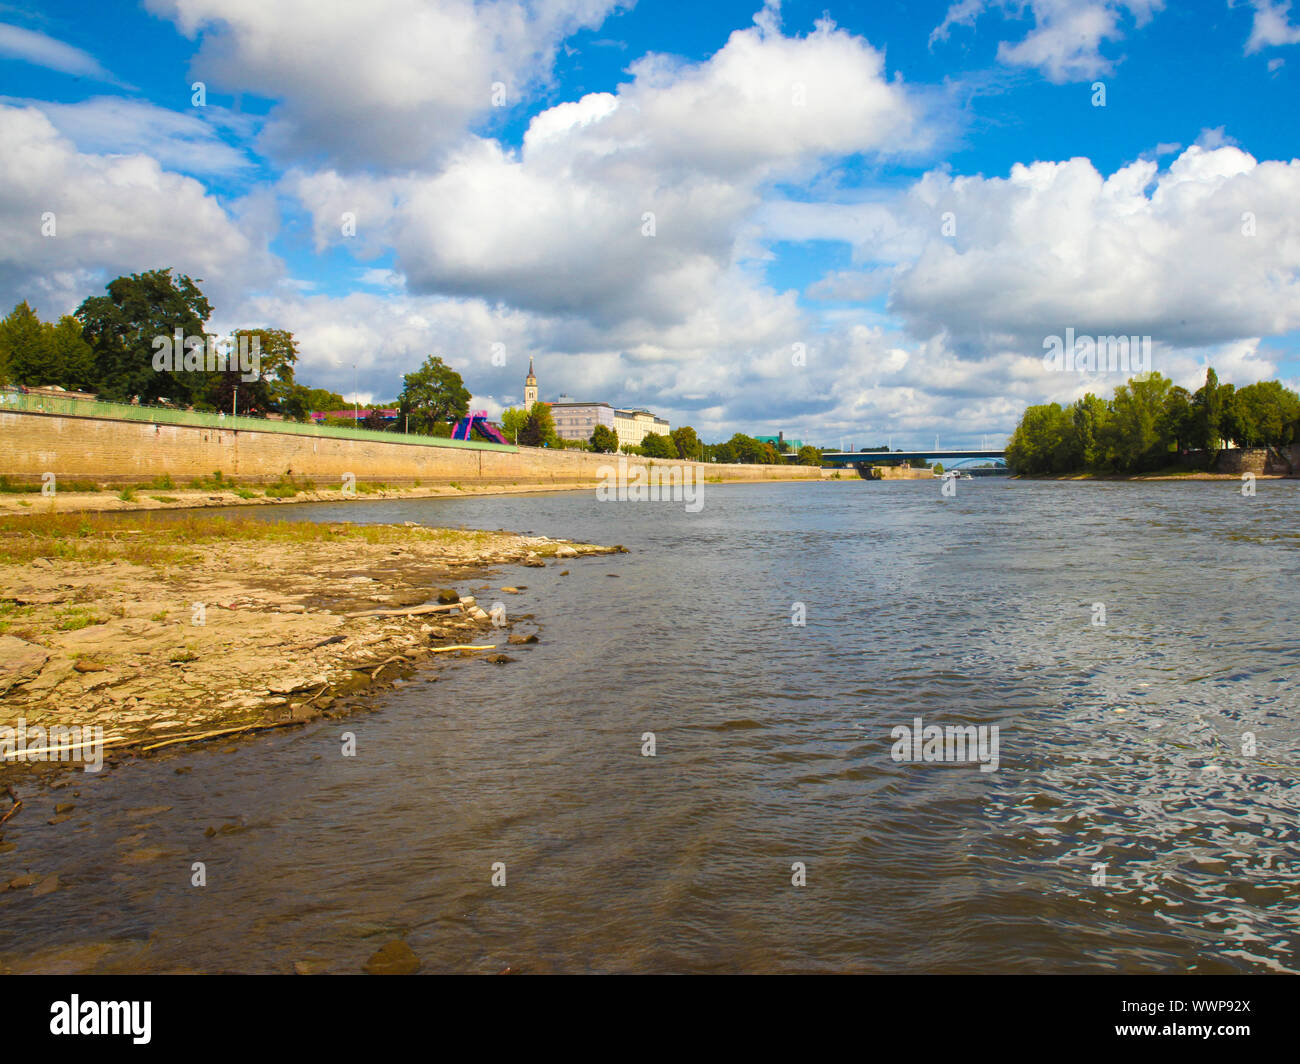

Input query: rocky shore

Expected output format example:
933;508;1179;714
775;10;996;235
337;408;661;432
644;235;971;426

0;511;621;785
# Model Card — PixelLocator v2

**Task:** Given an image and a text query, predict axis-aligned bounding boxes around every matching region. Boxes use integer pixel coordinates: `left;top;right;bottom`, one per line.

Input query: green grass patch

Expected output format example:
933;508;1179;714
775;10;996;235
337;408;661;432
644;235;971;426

55;607;108;631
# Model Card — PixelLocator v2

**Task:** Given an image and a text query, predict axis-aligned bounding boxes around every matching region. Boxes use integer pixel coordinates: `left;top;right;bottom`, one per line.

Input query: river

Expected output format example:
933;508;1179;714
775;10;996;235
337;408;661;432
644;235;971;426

2;478;1298;973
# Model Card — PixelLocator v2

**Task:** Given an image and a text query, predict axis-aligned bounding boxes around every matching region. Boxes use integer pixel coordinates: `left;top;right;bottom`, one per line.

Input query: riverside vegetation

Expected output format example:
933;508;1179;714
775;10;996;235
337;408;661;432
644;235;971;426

1006;368;1299;476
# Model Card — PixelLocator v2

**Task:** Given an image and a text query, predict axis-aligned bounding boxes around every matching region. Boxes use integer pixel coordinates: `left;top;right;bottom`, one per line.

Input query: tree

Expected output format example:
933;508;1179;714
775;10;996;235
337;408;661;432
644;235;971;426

640;432;679;459
670;426;703;462
203;328;301;416
44;315;95;389
519;401;558;447
1105;373;1172;472
76;269;212;403
796;445;822;466
0;302;51;385
1158;386;1194;454
397;355;470;434
1006;403;1073;474
1071;393;1111;468
590;423;620;453
1193;367;1225;462
500;406;529;443
723;433;768;464
1234;381;1299;447
1219;384;1249;447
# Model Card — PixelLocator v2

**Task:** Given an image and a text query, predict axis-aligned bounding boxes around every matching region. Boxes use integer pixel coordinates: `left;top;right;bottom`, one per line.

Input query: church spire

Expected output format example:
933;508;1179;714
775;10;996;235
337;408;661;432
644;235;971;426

524;357;538;408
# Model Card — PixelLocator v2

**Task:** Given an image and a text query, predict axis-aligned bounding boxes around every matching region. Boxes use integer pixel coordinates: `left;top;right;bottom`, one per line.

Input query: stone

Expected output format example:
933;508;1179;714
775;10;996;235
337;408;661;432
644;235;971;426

555;545;579;558
362;940;421;975
507;634;538;645
31;874;59;897
435;588;460;604
73;660;108;673
0;635;50;695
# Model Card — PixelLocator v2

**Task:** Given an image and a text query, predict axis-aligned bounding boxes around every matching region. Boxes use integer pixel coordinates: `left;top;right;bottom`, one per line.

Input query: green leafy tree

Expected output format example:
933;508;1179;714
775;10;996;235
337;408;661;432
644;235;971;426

1235;381;1300;447
44;315;95;389
590;423;620;453
1157;386;1194;453
397;355;470;435
639;432;679;459
1192;367;1225;462
1219;383;1251;447
1105;373;1173;472
204;328;301;416
0;302;51;385
796;444;823;466
519;401;558;447
1071;393;1111;468
1006;403;1074;474
76;269;212;403
670;426;703;461
500;406;529;443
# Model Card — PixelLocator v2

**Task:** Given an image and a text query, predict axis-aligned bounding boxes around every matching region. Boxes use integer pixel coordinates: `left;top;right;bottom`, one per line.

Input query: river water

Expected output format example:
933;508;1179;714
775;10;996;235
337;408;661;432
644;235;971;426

3;478;1298;973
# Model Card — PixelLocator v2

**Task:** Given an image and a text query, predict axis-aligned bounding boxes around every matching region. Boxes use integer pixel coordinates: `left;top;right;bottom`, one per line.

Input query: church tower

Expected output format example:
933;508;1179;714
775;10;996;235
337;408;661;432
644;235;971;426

524;357;538;408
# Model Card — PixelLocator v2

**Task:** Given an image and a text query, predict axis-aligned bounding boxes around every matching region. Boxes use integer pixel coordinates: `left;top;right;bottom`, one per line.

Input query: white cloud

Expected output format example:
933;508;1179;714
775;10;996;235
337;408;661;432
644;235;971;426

931;1;1165;82
289;11;921;328
0;23;130;87
1245;1;1300;52
145;0;625;170
0;104;280;316
0;96;253;175
871;145;1300;352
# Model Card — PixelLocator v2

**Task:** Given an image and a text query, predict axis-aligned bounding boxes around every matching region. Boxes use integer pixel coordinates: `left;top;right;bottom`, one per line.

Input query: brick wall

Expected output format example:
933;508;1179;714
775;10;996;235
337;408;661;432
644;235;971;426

0;409;821;487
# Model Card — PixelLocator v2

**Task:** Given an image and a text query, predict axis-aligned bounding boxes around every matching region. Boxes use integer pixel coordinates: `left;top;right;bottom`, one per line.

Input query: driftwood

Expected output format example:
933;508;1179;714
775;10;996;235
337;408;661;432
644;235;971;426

0;785;20;827
345;601;465;619
140;719;306;753
429;644;496;653
1;734;133;762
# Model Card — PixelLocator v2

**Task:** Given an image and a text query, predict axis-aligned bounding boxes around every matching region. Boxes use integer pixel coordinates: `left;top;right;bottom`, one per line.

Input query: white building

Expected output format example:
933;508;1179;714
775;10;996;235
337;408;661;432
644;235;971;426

613;408;671;451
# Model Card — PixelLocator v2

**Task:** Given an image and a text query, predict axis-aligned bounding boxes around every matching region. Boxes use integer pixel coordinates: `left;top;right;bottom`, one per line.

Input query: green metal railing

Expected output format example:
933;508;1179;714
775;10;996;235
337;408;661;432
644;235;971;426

0;391;518;452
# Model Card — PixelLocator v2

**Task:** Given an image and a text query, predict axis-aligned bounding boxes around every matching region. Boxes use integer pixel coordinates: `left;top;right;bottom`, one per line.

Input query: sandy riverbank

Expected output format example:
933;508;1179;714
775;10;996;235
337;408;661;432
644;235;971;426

0;511;621;786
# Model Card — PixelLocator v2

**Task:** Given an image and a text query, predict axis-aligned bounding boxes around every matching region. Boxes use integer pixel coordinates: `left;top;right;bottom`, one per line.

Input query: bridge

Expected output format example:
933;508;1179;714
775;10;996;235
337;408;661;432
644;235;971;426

821;449;1009;478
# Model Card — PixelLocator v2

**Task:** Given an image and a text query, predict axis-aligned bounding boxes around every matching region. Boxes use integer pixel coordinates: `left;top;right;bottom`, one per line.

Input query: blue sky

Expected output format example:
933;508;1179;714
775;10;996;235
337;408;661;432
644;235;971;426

2;0;1298;447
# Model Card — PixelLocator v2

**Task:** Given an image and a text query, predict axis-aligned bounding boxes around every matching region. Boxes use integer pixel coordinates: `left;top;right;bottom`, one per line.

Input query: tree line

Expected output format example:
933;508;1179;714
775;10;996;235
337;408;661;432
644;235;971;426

0;269;343;418
1006;369;1300;475
0;267;827;462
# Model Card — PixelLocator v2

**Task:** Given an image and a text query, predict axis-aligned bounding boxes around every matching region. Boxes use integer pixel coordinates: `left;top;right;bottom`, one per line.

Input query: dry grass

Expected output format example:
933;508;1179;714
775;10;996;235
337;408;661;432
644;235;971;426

0;511;503;569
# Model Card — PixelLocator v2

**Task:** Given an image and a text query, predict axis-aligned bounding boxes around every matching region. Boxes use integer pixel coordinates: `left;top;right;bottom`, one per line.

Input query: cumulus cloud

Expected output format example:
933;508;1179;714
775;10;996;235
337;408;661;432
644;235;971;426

0;105;280;316
145;0;626;170
875;144;1300;352
289;11;921;328
931;0;1164;82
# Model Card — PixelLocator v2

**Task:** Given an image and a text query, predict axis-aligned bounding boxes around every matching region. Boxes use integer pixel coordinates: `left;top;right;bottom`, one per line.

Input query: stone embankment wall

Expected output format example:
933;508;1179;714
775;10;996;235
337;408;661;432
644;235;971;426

1179;446;1300;476
0;409;821;487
